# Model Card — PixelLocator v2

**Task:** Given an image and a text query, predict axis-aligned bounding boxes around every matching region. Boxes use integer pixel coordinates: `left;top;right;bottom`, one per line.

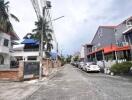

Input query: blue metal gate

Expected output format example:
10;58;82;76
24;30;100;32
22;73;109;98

24;61;40;78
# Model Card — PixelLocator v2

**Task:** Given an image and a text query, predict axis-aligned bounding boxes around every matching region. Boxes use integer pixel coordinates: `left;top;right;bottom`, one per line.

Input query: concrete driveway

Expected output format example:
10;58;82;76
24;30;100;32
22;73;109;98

26;64;132;100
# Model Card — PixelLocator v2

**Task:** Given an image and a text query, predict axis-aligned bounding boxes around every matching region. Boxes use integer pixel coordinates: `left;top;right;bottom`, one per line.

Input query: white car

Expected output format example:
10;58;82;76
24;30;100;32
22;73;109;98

84;62;100;72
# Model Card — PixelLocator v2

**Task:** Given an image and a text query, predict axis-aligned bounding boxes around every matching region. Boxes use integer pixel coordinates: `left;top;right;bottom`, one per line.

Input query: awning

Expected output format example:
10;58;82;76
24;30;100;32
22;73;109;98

21;39;39;44
103;45;117;54
88;48;103;55
103;45;130;54
49;52;58;59
88;45;130;55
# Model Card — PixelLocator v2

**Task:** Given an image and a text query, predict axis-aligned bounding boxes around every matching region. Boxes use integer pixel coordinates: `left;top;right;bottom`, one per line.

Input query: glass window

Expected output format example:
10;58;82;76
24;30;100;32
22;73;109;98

0;37;2;46
3;39;9;47
28;56;37;60
0;55;4;64
98;28;103;38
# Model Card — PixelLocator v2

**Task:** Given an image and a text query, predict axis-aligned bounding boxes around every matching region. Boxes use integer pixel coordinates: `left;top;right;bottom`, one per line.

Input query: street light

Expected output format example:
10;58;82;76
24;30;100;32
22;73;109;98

48;16;64;23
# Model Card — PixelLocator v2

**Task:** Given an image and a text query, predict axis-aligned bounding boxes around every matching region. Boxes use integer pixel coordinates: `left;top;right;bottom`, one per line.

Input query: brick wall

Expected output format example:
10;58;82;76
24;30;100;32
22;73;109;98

0;69;19;81
42;59;62;76
0;61;24;81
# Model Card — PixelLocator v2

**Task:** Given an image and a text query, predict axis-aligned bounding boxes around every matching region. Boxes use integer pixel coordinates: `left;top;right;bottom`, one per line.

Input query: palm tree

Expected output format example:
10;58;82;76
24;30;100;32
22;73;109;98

23;33;36;39
0;0;19;33
32;17;53;58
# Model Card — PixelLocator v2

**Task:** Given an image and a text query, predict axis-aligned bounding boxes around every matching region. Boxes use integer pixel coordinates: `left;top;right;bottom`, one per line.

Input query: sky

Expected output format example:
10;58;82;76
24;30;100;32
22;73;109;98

9;0;132;55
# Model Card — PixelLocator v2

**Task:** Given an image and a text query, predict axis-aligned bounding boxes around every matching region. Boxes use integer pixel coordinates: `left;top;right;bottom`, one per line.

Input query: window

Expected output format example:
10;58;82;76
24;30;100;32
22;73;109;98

114;29;117;32
98;28;103;38
126;20;132;27
28;56;37;60
3;39;9;47
0;55;4;64
0;37;2;46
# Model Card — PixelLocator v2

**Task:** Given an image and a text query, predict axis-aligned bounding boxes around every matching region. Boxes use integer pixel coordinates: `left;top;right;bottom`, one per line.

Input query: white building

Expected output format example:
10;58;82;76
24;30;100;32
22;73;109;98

12;38;47;61
80;44;93;62
12;46;45;61
0;31;19;69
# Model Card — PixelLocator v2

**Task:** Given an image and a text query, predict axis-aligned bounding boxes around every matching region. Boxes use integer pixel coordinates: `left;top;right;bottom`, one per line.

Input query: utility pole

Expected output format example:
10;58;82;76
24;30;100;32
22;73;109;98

31;0;64;79
39;0;46;80
56;42;59;61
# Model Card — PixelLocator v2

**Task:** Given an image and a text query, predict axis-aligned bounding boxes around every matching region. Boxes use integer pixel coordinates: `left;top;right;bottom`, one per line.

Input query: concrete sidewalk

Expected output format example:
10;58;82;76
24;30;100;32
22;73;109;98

0;67;63;100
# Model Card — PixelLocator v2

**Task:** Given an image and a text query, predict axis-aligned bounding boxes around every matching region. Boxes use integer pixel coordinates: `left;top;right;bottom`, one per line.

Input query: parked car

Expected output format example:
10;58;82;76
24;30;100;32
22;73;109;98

84;62;100;72
78;61;86;69
71;61;79;67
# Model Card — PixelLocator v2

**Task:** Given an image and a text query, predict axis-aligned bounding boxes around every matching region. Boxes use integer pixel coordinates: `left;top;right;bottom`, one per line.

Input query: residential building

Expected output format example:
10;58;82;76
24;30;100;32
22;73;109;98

12;38;57;61
12;38;45;61
0;31;19;69
80;44;92;62
87;16;132;62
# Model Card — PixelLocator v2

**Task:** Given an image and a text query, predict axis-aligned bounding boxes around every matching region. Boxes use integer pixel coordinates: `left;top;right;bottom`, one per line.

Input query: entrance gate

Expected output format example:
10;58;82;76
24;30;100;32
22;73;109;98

24;61;40;79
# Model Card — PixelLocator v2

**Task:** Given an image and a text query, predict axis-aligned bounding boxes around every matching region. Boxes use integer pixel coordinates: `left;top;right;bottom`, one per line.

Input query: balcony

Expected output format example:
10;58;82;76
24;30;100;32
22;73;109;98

24;49;39;52
0;45;9;54
0;64;10;69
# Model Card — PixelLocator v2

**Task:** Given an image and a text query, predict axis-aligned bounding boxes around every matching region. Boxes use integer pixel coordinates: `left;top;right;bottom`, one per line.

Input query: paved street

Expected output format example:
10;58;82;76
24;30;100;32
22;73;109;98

27;64;132;100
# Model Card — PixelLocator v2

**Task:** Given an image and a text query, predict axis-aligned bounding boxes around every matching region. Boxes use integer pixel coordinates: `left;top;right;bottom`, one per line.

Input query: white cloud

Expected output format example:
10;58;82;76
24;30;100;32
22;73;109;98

9;0;132;55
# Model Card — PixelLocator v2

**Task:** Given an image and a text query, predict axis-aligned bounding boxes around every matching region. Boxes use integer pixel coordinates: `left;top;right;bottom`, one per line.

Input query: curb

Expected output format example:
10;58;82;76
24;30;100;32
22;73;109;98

47;66;64;80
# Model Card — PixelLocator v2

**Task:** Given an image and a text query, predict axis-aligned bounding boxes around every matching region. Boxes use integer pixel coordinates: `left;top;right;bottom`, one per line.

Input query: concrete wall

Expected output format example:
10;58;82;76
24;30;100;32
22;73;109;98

0;61;24;81
80;45;88;61
12;51;46;61
0;32;11;54
42;59;62;76
0;32;11;68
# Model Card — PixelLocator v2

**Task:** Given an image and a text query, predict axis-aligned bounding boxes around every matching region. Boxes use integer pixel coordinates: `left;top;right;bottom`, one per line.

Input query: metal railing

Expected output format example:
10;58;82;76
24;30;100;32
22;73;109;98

23;49;39;52
0;64;10;69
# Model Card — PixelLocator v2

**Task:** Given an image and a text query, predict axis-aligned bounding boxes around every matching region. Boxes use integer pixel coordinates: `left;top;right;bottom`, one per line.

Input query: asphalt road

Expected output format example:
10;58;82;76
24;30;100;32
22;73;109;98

27;64;132;100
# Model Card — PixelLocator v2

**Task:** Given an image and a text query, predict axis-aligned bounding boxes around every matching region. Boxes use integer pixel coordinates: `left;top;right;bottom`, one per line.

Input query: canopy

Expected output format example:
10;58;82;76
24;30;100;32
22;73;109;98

21;39;39;44
50;52;58;59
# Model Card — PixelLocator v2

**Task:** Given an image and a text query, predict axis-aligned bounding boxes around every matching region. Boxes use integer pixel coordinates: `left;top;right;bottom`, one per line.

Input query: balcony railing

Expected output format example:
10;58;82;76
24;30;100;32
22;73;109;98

23;49;39;52
0;64;10;69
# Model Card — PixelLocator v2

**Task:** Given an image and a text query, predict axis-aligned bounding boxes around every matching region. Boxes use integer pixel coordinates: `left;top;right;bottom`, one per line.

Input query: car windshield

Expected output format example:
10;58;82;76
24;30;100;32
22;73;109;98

87;62;96;65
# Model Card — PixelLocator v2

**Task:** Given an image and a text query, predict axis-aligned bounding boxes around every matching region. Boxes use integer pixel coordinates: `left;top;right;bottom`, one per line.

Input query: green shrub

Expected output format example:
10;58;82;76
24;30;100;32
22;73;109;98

110;61;132;74
110;63;121;74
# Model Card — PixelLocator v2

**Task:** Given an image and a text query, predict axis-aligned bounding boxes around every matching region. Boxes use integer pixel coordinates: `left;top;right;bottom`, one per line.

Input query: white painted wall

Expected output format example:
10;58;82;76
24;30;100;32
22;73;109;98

0;32;11;54
80;46;85;58
0;32;11;68
80;45;88;61
11;50;46;61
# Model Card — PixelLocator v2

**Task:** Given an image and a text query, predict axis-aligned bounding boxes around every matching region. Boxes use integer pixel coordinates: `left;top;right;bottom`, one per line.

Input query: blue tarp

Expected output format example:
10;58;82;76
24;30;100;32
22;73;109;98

21;39;39;44
50;52;58;59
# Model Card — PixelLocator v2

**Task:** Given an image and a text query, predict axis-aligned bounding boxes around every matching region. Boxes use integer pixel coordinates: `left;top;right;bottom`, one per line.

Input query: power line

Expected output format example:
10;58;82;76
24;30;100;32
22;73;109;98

30;0;41;20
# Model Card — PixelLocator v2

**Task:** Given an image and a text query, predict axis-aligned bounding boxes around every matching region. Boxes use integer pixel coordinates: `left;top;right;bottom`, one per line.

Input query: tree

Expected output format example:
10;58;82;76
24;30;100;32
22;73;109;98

23;33;36;39
32;17;53;58
73;56;79;62
0;0;19;33
66;55;72;63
